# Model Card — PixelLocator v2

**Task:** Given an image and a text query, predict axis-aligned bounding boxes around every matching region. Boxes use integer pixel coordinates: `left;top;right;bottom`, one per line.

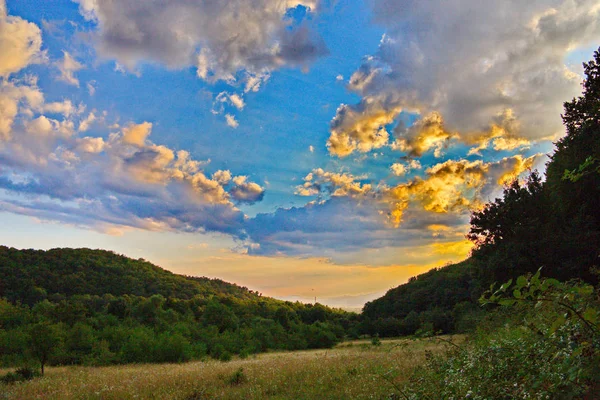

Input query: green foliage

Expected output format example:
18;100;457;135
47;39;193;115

28;322;60;375
370;335;381;346
218;351;233;362
563;156;600;182
0;247;355;369
361;261;479;337
0;247;254;304
401;274;599;399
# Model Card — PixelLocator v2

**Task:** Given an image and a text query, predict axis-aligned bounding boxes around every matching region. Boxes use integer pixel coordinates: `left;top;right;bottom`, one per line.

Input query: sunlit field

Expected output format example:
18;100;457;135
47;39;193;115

0;337;461;400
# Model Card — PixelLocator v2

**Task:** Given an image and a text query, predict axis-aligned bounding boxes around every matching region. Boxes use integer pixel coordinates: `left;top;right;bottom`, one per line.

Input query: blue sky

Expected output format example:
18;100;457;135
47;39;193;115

0;0;598;308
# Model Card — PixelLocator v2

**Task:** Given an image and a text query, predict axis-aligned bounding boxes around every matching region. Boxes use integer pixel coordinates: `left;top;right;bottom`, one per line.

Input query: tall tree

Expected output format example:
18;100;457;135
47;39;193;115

546;48;600;224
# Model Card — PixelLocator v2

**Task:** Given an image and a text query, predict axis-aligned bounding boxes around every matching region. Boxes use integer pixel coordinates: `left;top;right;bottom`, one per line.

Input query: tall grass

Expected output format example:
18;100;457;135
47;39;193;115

0;337;457;399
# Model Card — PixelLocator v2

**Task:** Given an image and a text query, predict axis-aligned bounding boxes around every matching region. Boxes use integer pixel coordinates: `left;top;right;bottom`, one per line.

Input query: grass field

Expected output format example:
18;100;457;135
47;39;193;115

0;336;463;399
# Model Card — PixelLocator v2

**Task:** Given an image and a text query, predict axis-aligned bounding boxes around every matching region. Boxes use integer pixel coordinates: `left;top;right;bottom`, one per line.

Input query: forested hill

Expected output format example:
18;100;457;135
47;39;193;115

0;246;256;305
0;246;357;368
361;260;481;336
361;48;600;338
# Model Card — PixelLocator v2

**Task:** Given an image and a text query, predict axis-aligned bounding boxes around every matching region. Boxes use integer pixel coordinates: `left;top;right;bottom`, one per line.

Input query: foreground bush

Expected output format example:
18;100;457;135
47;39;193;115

402;271;600;399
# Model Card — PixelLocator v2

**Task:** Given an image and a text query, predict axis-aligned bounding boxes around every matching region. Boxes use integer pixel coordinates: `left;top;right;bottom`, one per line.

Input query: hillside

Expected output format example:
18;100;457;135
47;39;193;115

0;246;255;305
361;260;482;336
0;247;356;369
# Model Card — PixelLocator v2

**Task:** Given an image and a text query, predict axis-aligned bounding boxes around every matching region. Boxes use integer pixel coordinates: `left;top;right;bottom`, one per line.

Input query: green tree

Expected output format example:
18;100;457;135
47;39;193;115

29;322;60;375
545;47;600;283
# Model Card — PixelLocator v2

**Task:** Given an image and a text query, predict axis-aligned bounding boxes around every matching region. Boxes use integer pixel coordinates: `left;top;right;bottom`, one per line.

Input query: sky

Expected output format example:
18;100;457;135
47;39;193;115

0;0;598;309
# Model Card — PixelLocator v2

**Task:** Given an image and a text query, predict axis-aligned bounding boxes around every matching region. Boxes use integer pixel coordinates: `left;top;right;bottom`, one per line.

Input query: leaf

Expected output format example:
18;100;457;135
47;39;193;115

498;299;516;307
582;308;598;325
541;279;560;291
499;279;513;292
535;300;544;309
516;276;527;289
513;289;522;299
576;285;594;296
531;268;542;285
549;315;566;334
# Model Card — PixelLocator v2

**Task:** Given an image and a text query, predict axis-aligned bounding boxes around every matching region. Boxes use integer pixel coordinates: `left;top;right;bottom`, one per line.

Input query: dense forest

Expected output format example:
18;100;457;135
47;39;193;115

0;247;357;371
362;48;600;338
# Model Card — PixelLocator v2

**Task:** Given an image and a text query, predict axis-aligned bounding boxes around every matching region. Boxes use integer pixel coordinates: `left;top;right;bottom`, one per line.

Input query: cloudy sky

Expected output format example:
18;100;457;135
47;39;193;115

1;0;598;308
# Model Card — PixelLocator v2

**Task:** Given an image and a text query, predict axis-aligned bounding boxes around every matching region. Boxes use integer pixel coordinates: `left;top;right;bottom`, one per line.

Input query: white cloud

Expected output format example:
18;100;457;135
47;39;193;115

0;80;44;140
86;81;96;96
329;0;600;157
78;112;96;132
228;93;245;111
230;175;265;204
212;91;246;115
225;114;239;129
390;163;406;176
74;0;327;91
57;51;84;87
0;1;44;77
0;77;264;236
76;136;105;153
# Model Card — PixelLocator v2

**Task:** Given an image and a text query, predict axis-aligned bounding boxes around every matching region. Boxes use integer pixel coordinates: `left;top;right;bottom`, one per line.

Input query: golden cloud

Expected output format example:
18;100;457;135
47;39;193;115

386;159;488;225
392;112;459;157
327;98;401;157
122;122;153;146
296;168;372;198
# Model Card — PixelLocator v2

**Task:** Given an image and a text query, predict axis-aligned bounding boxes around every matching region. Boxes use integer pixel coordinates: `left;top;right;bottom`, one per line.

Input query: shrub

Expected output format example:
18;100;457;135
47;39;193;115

238;348;250;359
371;335;381;346
218;351;232;362
401;272;600;399
226;367;247;386
0;367;39;385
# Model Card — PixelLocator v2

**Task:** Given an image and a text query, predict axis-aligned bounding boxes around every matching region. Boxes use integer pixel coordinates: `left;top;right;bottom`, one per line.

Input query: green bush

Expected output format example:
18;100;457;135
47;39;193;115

218;351;232;362
238;348;250;359
401;272;600;399
226;367;247;386
0;367;39;385
370;335;381;346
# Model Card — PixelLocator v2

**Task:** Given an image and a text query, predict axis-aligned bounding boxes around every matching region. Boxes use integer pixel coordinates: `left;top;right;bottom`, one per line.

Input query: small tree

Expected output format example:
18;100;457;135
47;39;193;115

29;322;59;375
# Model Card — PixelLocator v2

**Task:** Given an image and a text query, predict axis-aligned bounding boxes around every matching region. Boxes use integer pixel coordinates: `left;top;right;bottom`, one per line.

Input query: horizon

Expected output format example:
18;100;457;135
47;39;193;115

1;0;599;308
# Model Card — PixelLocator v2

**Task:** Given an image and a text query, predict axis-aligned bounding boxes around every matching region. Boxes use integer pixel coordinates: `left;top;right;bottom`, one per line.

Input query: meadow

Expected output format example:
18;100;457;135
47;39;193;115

0;337;459;400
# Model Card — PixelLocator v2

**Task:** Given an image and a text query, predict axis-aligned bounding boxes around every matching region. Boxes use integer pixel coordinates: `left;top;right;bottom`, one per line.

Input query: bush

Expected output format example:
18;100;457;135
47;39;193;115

226;367;247;386
238;348;250;359
0;367;39;385
370;335;381;346
401;272;600;399
218;351;232;362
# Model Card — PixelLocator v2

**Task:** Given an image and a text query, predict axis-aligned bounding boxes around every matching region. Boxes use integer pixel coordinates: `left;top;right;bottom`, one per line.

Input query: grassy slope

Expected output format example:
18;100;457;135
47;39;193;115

0;337;460;400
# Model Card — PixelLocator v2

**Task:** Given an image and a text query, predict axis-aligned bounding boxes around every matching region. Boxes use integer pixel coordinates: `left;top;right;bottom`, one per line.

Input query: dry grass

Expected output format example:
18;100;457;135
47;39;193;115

0;336;463;400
